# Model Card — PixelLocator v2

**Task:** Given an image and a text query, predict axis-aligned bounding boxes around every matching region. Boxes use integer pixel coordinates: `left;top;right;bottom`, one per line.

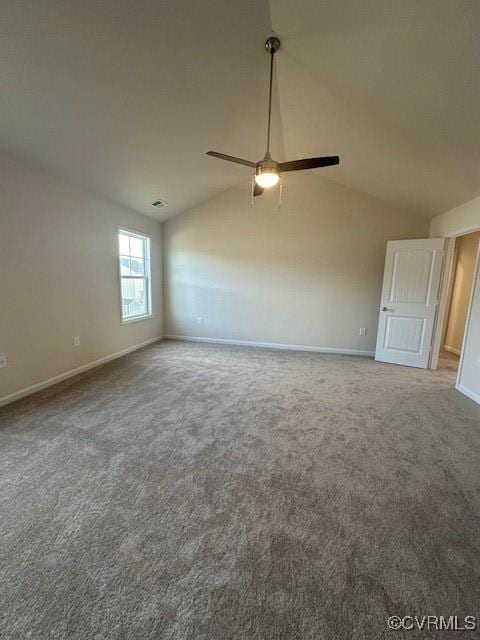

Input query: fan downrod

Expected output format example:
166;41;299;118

265;36;281;54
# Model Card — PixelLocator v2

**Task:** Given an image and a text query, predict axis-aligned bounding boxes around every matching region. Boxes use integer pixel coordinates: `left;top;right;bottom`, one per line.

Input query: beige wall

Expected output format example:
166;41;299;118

0;154;163;401
163;173;429;353
430;196;480;237
444;232;480;353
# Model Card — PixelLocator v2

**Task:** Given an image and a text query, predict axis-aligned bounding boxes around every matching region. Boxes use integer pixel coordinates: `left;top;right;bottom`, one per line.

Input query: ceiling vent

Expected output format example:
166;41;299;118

151;199;168;209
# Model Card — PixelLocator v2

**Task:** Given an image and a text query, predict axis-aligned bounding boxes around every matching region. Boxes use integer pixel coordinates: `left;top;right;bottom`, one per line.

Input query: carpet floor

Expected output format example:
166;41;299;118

1;340;480;639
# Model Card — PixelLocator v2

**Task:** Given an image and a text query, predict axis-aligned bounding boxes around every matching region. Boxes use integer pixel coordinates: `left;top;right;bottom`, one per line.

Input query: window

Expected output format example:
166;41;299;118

118;228;152;322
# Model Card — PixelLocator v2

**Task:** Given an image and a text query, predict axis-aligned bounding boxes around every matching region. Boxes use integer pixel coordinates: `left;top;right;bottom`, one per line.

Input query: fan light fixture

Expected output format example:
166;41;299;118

255;168;279;188
206;36;340;199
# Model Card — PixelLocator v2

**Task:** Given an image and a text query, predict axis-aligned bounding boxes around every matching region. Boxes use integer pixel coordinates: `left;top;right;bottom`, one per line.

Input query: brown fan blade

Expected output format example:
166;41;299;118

206;151;256;168
278;156;339;172
253;182;264;197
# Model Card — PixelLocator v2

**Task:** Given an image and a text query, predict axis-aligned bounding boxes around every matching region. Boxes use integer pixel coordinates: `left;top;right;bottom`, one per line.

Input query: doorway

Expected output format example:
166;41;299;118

436;230;480;376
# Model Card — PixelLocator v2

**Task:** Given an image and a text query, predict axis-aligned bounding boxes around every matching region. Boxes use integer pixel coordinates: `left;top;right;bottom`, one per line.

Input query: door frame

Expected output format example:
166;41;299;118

430;224;480;381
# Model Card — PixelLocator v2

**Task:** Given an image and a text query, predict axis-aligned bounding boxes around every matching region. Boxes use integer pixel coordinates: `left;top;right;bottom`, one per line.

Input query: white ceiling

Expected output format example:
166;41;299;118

1;0;480;219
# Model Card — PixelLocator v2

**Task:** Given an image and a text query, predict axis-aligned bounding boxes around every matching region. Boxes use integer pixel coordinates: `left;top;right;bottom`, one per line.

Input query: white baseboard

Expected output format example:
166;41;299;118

0;336;163;408
164;334;375;357
456;383;480;406
443;344;461;356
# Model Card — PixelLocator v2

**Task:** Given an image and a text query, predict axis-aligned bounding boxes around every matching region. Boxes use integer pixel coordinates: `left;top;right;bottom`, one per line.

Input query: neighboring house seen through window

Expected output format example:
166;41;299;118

118;228;152;322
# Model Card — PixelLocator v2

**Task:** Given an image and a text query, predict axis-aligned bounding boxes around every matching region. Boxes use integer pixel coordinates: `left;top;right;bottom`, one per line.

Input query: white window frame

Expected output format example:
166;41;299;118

117;226;153;324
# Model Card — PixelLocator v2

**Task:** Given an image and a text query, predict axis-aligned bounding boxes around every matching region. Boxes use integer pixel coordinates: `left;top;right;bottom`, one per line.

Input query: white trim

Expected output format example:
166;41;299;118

456;383;480;406
117;226;152;324
0;337;163;408
430;238;455;369
445;224;480;238
164;335;375;357
443;344;461;356
121;313;153;325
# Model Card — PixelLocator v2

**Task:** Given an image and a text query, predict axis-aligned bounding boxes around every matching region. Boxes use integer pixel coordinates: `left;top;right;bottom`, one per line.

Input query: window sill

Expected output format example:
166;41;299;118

121;313;153;326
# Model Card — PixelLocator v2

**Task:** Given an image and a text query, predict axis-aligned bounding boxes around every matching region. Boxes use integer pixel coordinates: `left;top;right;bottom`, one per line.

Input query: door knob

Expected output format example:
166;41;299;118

381;306;391;311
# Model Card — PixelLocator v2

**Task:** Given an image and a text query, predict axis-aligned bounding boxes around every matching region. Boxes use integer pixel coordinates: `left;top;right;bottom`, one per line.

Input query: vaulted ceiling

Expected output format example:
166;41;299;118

1;0;480;220
0;0;280;219
272;0;480;217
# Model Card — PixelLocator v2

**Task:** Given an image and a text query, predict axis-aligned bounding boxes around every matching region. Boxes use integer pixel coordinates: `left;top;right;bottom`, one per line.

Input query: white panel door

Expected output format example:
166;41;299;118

375;238;445;368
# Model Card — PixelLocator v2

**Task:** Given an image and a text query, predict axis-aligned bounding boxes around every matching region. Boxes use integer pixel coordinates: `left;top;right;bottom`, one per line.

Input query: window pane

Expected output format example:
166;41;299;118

129;257;145;276
129;236;144;258
120;256;131;276
119;233;130;255
118;229;151;321
121;277;147;318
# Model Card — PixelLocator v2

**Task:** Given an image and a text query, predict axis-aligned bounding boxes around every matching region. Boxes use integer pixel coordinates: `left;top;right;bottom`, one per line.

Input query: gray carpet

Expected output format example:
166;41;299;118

1;340;480;639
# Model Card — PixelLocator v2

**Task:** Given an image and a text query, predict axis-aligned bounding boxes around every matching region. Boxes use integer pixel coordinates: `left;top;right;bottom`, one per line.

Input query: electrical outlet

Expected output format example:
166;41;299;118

73;336;81;347
196;317;204;325
0;354;7;368
359;328;367;336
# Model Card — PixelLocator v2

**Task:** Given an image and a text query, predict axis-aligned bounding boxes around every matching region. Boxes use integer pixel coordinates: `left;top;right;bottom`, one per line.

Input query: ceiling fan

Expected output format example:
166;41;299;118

206;36;339;197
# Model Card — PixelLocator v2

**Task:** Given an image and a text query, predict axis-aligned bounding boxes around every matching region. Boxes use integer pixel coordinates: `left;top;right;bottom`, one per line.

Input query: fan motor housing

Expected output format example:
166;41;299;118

256;161;279;179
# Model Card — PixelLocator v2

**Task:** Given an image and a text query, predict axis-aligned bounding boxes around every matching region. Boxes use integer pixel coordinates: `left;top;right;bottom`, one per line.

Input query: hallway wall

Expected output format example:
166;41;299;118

444;231;480;354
